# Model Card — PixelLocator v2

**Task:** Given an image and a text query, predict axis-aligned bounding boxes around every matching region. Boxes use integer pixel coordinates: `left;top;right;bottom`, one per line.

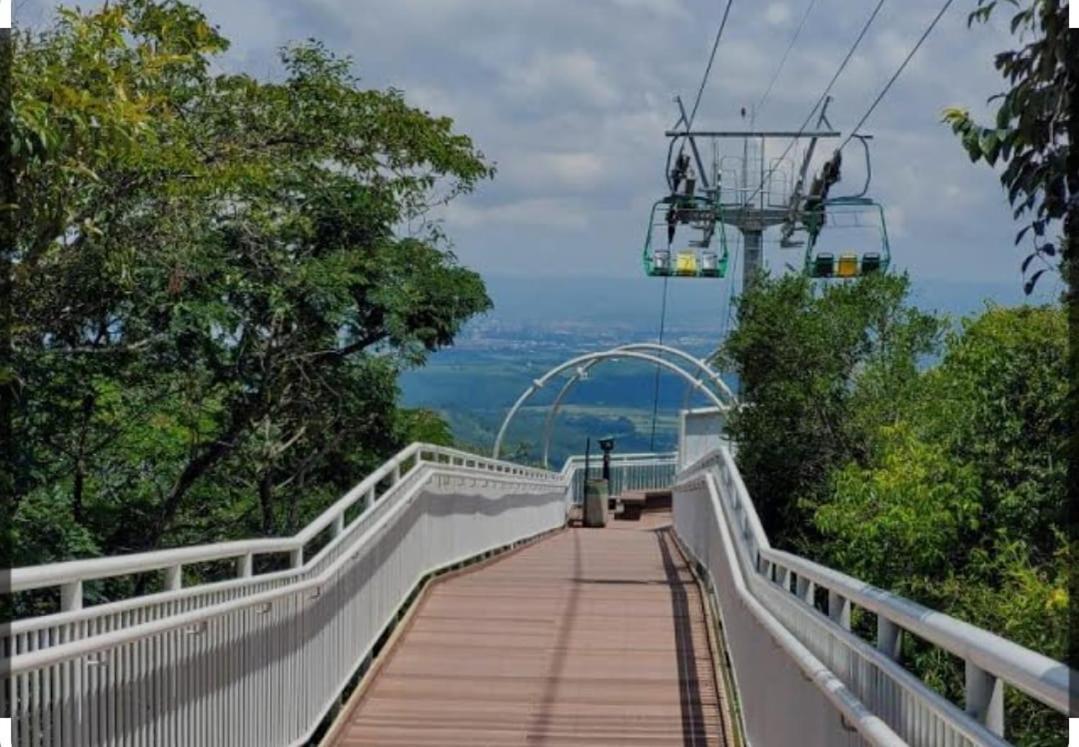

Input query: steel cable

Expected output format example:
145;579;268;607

742;0;887;208
838;0;957;151
755;0;820;118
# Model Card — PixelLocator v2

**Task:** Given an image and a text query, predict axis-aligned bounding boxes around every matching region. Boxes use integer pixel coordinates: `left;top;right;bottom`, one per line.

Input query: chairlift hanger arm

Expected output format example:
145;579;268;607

829;134;873;200
782;97;834;243
673;96;710;191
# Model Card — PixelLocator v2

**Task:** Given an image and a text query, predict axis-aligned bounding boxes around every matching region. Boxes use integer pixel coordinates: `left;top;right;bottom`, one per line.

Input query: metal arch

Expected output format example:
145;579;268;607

539;343;736;467
626;343;735;402
492;350;728;460
681;343;726;411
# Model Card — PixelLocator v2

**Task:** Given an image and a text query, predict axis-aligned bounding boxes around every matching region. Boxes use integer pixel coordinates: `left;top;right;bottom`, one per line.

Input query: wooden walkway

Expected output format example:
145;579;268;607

328;512;732;746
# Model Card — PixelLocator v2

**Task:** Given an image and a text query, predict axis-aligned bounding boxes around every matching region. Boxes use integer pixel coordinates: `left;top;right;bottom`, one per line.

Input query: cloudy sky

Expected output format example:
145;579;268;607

21;0;1059;298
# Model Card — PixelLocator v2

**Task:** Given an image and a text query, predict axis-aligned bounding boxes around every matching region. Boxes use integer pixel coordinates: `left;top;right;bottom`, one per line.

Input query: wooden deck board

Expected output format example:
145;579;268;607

328;513;730;746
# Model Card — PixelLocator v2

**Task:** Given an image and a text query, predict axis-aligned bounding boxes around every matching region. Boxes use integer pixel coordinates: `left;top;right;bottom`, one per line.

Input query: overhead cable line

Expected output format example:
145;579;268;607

742;0;887;208
687;0;736;128
651;0;734;448
755;0;819;118
838;0;957;151
648;277;670;451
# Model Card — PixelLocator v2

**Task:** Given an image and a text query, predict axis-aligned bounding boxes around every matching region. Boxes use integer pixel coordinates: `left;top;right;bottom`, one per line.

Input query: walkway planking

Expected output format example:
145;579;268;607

329;512;731;746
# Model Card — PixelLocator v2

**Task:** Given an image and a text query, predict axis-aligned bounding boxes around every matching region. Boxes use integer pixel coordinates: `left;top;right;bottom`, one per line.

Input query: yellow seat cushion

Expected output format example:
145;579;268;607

837;253;859;278
675;251;698;276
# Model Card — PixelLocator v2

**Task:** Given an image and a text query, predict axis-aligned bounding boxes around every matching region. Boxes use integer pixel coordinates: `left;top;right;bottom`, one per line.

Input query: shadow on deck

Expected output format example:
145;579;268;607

325;512;734;746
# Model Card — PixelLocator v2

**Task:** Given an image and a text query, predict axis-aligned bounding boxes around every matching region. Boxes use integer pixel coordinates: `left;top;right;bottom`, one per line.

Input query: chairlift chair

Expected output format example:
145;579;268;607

796;196;891;279
642;192;729;279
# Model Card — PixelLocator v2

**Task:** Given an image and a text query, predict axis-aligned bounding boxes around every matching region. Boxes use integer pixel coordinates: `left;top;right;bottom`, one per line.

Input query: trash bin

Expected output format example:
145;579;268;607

583;479;609;528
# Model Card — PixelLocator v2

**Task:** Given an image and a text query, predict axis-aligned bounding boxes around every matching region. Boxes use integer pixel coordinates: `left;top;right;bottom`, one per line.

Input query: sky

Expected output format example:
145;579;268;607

19;0;1062;301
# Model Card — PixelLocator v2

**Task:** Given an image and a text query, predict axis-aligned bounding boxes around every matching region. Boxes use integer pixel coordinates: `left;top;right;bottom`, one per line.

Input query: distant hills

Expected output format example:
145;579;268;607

403;274;1057;463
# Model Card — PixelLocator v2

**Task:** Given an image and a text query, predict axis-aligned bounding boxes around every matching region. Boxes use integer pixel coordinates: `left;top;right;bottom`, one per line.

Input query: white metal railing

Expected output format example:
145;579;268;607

673;447;1075;746
560;451;677;503
2;444;570;747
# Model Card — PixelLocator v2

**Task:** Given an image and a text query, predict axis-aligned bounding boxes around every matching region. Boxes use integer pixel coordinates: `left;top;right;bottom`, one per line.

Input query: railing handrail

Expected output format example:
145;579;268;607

559;451;677;475
762;546;1073;713
678;446;1076;718
697;473;907;746
6;462;564;676
9;443;561;595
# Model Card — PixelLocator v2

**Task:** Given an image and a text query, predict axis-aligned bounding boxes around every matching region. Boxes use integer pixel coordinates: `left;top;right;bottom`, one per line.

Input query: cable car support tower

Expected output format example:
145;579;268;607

664;99;861;289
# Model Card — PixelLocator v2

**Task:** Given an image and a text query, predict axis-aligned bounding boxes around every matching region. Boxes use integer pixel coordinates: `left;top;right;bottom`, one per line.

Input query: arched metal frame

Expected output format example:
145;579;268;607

538;343;736;467
492;348;733;461
681;344;725;412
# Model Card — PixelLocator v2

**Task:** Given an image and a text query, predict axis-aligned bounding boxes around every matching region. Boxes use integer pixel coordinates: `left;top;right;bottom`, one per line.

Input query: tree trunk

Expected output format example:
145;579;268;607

146;397;258;550
72;393;95;523
259;470;275;536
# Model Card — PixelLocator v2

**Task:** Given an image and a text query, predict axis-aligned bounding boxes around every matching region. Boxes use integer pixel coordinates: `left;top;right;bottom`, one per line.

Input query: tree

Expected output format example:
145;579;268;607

941;0;1077;682
1;21;15;621
12;1;493;569
943;1;1073;295
811;305;1068;745
717;272;941;542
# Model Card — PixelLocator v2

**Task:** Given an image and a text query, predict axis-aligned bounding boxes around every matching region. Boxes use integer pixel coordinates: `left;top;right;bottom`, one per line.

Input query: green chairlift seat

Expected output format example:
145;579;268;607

642;194;729;279
803;196;891;280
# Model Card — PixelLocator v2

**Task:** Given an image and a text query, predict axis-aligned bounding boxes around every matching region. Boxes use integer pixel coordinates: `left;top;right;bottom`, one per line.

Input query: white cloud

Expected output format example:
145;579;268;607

500;151;607;191
21;0;1035;283
500;50;619;108
607;0;689;20
444;198;590;230
765;3;792;26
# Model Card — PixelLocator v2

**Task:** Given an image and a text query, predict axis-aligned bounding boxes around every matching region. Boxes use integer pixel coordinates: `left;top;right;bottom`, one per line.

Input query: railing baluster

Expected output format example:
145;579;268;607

164;565;183;591
828;590;851;630
60;581;82;612
964;660;1004;736
877;616;902;660
236;553;253;578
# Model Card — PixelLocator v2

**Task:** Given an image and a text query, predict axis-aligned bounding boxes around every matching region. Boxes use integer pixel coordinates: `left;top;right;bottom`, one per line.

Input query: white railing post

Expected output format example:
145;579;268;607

778;565;791;591
965;660;1005;736
290;547;304;569
877;616;902;660
164;564;183;591
796;576;813;605
236;553;253;578
828;590;851;630
332;512;345;538
60;580;82;611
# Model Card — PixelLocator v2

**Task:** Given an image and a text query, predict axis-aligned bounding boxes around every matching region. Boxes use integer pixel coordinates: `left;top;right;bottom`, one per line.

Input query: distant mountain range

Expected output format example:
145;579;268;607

474;274;1051;333
402;273;1057;463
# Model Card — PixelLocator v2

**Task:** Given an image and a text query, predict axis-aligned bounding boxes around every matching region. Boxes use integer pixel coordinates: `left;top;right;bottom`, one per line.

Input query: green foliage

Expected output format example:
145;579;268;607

814;423;982;590
724;275;1068;744
718;272;941;540
941;0;1072;293
917;306;1068;560
13;1;493;577
397;408;455;447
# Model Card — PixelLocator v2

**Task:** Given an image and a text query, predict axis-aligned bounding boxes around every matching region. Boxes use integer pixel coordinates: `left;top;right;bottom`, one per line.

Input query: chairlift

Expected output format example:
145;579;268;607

642;192;729;279
800;196;890;279
781;138;891;280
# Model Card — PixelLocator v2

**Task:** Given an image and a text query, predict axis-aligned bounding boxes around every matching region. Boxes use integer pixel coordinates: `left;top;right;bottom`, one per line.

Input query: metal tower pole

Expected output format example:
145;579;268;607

742;229;763;288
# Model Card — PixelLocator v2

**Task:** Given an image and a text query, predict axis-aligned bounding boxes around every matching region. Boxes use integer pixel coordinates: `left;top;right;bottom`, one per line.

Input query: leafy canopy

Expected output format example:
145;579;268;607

12;0;493;579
